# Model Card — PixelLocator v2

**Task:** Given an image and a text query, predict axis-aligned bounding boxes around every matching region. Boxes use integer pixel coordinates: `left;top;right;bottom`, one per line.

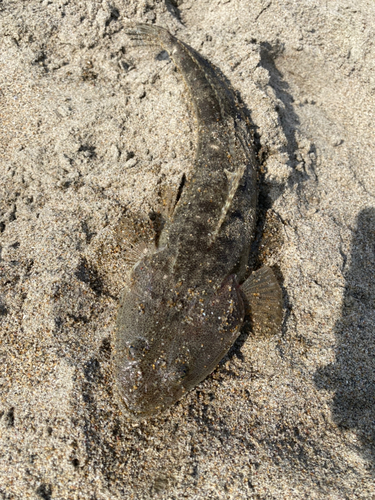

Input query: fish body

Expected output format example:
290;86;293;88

115;25;281;418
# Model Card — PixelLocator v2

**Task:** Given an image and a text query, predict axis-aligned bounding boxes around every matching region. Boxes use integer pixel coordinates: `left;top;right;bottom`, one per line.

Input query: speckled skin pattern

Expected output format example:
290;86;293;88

115;25;257;418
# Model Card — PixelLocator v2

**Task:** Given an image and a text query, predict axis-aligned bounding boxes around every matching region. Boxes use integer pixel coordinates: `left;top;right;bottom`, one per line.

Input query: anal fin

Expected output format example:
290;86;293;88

241;266;283;336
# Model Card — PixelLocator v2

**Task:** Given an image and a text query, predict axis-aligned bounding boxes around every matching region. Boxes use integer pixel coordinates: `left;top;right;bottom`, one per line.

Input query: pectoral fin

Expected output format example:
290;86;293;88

241;266;283;336
116;212;156;267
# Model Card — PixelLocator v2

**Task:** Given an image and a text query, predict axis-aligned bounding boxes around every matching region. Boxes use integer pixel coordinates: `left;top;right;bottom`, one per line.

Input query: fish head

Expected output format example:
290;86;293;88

115;252;245;418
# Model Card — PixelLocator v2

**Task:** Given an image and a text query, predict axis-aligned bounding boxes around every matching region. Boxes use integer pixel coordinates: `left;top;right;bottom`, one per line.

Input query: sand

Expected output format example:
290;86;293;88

0;0;374;498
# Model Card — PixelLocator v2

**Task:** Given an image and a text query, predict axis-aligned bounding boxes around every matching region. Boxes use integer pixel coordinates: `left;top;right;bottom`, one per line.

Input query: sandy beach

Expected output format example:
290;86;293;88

0;0;374;498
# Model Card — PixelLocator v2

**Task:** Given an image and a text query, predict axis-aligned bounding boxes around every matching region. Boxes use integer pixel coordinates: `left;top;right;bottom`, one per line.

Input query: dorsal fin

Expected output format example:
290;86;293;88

209;164;246;245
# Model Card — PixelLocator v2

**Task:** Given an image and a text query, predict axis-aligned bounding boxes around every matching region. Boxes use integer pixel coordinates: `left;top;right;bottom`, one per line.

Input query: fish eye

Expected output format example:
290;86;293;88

127;337;149;361
169;357;190;382
176;364;189;379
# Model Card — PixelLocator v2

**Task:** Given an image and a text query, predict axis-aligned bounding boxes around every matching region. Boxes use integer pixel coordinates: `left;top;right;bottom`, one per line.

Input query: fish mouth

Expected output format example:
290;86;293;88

117;378;187;419
115;334;193;418
115;356;190;419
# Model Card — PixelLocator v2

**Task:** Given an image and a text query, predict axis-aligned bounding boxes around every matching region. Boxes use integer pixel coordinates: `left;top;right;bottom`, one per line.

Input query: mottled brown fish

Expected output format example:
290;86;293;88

115;25;282;419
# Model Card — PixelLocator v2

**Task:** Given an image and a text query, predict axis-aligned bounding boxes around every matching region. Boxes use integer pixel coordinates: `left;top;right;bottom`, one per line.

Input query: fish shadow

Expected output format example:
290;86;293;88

314;208;375;469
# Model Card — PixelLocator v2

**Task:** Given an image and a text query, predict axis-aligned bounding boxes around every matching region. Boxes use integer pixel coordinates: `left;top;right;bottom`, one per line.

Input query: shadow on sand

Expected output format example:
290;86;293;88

314;208;375;468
